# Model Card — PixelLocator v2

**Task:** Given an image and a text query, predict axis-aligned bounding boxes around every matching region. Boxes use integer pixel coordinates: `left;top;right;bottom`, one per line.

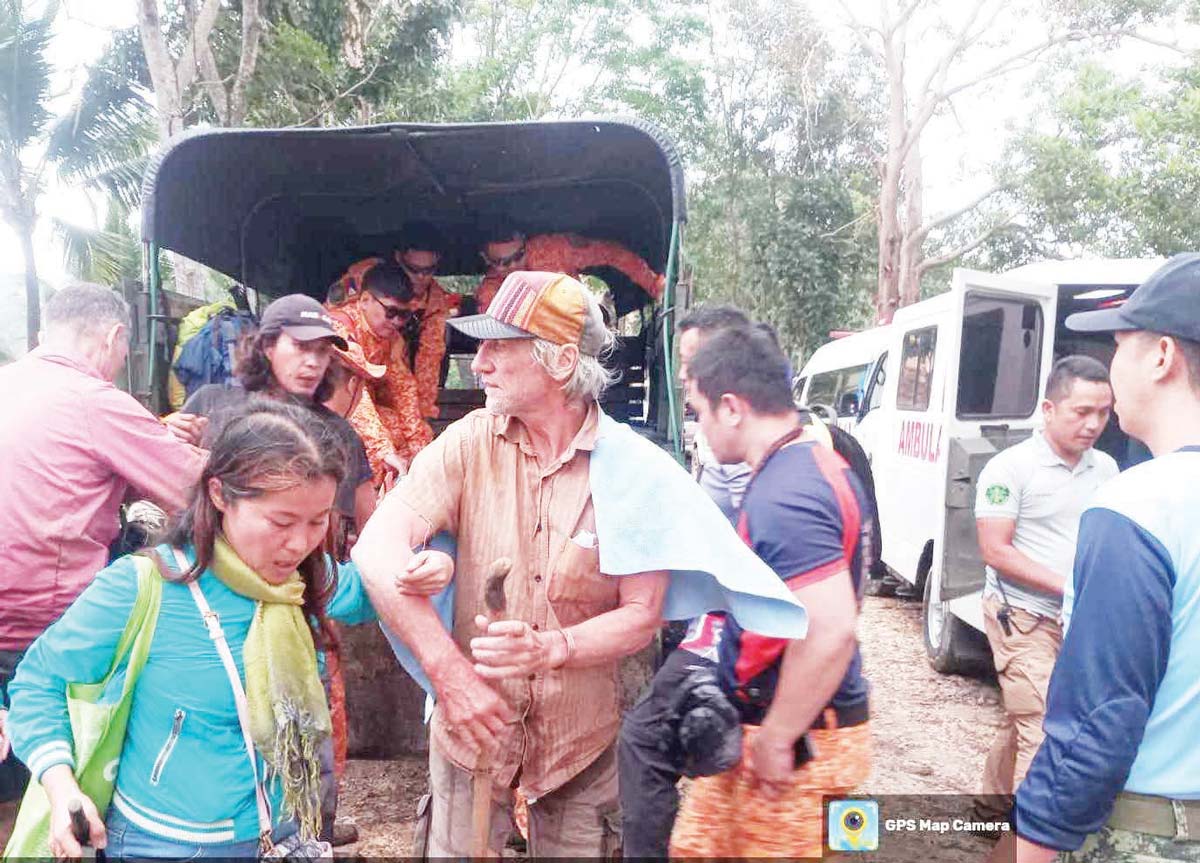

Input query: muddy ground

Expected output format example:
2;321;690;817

335;594;1006;858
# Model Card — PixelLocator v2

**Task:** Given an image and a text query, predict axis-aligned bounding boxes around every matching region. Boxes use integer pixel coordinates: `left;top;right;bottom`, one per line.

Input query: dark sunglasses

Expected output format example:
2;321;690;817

400;259;440;276
368;291;421;324
481;244;527;269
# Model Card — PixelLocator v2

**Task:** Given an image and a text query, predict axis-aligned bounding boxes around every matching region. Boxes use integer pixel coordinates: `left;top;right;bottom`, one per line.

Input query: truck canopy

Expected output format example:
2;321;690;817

140;118;686;315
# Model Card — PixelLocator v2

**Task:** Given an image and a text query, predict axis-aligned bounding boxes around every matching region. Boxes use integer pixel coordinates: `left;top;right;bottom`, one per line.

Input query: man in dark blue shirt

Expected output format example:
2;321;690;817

995;253;1200;862
669;326;874;858
618;308;838;858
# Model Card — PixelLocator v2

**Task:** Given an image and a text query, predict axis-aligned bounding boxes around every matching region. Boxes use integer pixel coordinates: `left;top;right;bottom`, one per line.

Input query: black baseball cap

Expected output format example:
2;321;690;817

1066;253;1200;342
259;294;348;350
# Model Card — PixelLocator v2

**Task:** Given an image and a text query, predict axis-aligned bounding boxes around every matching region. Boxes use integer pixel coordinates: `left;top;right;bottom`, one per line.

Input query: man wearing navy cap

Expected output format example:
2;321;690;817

996;253;1200;862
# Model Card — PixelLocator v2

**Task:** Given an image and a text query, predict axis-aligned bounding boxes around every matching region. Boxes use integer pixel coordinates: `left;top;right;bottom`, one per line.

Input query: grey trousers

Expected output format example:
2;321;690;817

425;743;621;858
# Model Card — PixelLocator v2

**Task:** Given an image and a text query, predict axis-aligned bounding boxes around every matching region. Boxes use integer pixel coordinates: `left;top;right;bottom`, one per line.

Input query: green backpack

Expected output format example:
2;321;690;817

3;557;163;859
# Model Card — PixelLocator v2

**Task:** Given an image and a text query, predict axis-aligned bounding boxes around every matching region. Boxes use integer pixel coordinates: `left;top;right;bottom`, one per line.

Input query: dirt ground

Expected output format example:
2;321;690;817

858;595;1003;795
334;594;1006;858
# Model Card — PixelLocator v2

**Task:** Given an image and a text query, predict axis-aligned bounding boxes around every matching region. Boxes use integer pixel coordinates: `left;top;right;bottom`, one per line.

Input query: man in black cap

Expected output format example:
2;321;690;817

995;253;1200;863
170;293;374;532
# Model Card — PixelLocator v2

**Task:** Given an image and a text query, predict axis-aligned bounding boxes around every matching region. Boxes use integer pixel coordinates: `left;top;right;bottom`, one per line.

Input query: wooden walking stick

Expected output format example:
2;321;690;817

471;557;512;859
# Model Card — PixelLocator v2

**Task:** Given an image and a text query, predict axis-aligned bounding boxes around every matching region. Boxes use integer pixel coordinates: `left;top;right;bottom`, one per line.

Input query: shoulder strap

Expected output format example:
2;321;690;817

103;555;164;687
174;548;275;850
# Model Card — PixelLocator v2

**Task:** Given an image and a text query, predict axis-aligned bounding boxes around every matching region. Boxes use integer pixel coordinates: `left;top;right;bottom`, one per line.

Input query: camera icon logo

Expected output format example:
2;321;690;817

828;799;879;852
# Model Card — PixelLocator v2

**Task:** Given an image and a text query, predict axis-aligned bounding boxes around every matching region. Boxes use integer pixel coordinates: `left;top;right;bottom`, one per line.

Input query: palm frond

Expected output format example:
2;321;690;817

0;0;55;152
52;211;141;286
48;27;156;205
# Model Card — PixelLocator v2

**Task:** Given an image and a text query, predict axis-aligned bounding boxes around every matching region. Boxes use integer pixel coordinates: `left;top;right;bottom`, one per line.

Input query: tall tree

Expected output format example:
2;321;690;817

835;0;1188;323
686;0;879;360
136;0;264;135
134;0;265;296
0;0;54;350
1007;59;1200;256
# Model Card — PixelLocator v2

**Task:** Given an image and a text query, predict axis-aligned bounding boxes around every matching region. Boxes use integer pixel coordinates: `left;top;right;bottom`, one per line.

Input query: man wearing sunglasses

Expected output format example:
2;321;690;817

394;222;461;422
327;260;433;484
475;227;667;312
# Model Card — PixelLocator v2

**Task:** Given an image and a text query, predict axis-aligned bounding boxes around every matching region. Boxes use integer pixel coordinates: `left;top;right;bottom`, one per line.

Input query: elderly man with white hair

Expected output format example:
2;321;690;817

0;283;204;807
357;264;818;859
352;270;665;857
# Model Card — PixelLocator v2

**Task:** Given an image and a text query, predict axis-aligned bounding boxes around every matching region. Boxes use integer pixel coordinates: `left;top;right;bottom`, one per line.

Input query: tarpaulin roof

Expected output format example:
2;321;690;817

140;118;686;312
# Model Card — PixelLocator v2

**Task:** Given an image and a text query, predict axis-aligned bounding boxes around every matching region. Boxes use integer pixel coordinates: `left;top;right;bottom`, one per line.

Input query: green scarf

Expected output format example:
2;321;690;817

211;538;331;840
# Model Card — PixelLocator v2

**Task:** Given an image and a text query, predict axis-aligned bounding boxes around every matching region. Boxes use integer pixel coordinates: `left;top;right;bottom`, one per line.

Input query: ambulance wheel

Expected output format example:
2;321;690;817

922;570;974;675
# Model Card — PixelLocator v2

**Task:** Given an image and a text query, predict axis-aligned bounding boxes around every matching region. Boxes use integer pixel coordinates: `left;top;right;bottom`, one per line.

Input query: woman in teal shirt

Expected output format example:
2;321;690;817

8;400;450;859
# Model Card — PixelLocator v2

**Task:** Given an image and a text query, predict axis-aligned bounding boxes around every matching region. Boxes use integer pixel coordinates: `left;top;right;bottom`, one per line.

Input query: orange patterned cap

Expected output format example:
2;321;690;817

449;271;609;356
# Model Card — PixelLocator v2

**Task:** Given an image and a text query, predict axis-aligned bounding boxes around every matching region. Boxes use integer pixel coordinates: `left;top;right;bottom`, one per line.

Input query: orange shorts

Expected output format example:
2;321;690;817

670;719;872;858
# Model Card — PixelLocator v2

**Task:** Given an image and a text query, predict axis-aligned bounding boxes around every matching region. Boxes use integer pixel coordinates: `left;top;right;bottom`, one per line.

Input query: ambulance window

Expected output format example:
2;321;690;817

804;365;869;415
868;354;887;411
793;376;808;403
957;294;1043;419
834;364;869;416
806;371;841;409
897;328;937;411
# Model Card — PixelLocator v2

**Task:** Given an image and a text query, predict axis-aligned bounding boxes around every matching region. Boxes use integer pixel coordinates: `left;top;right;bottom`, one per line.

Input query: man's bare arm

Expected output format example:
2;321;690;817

351;493;460;677
351;493;513;752
977;517;1065;596
760;571;859;745
559;570;668;667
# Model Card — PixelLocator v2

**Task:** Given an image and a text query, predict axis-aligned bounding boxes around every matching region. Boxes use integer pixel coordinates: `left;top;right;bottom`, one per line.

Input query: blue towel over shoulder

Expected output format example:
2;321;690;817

382;412;809;705
591;413;807;639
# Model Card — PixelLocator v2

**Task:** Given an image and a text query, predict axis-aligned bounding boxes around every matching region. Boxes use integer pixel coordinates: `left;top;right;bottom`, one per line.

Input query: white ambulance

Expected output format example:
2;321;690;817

794;326;892;433
815;260;1161;673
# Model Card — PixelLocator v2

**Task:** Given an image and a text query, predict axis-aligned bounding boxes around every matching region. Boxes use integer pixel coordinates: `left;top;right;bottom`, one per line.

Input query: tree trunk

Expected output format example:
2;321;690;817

342;0;366;69
875;24;908;325
876;158;902;325
18;217;40;351
138;0;201;299
898;135;925;307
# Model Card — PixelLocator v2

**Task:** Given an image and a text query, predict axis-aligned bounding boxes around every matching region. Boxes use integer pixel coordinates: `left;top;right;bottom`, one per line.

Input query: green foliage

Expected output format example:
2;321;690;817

682;0;880;361
1007;59;1200;257
264;0;348;54
245;21;340;126
54;206;142;287
246;0;458;126
0;0;54;160
49;28;156;210
424;0;706;137
1046;0;1181;29
689;171;875;361
921;199;1061;297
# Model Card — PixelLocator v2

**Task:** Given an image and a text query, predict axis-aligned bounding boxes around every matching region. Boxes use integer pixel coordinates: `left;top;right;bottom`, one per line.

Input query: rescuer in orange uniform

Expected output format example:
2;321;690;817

475;227;665;312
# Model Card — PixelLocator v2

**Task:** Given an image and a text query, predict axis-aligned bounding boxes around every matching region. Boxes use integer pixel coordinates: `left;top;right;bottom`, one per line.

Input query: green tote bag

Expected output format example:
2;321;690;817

3;556;163;860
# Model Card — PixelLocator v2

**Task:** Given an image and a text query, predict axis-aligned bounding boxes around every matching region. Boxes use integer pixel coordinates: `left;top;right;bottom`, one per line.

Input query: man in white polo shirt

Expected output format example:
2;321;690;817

974;355;1119;817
